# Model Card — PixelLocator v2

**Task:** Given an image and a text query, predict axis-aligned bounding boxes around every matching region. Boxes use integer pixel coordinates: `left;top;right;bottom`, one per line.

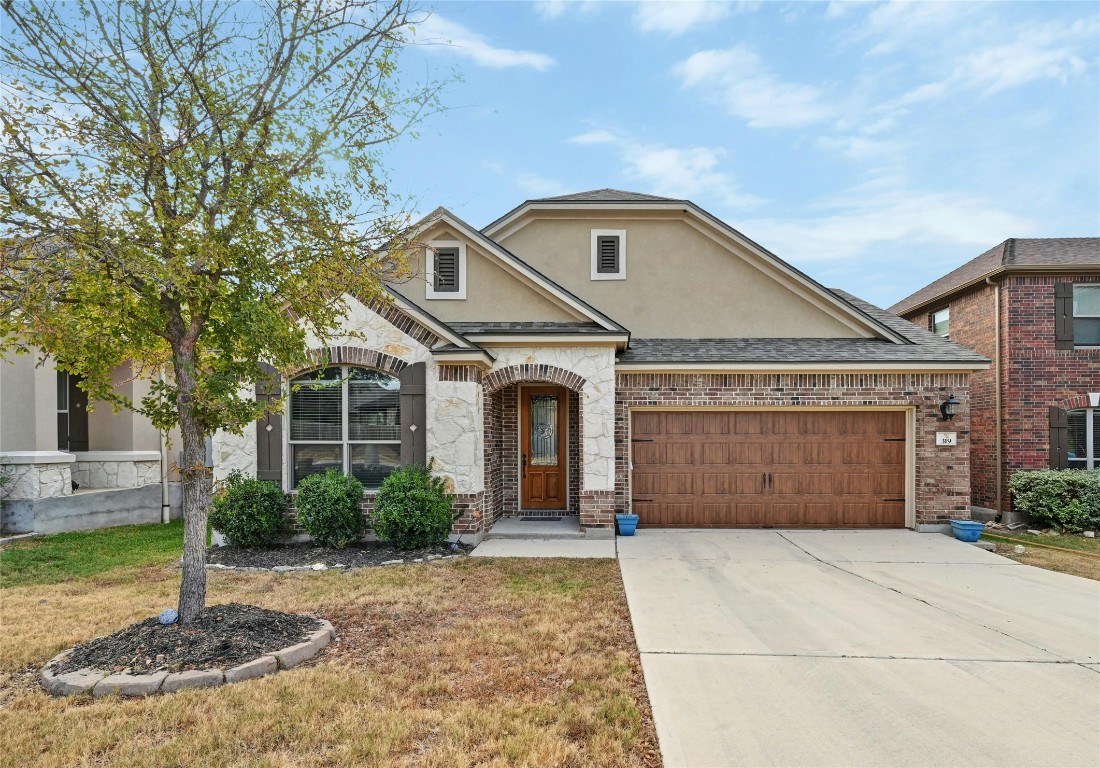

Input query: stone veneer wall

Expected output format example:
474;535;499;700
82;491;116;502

615;372;974;527
3;461;73;500
70;458;160;489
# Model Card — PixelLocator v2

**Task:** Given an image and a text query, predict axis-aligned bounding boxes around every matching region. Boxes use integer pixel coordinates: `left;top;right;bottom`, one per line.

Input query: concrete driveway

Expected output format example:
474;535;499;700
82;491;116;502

618;530;1100;768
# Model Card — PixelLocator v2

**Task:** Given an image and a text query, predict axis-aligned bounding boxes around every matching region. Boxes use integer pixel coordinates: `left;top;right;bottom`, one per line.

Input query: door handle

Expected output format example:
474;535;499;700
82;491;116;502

768;472;773;488
522;454;527;479
762;472;767;489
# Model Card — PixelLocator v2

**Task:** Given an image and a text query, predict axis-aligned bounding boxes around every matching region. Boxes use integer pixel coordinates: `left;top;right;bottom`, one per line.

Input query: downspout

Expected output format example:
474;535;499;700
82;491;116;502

986;277;1003;517
159;366;171;524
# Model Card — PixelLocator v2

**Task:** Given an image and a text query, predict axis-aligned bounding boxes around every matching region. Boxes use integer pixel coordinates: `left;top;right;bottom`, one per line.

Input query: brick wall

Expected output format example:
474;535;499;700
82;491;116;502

1002;275;1100;504
906;274;1100;513
615;372;973;526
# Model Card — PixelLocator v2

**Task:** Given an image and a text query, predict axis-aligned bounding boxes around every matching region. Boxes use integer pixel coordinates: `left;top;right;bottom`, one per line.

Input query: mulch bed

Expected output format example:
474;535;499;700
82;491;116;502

53;603;323;675
207;540;471;569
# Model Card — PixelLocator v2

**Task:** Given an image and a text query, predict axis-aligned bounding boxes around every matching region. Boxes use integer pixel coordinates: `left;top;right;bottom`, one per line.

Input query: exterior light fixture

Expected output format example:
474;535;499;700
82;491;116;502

940;393;960;421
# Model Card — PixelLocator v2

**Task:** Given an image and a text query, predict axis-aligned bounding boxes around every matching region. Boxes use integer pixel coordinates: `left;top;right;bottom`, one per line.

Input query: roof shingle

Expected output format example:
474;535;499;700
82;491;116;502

529;189;683;203
889;237;1100;315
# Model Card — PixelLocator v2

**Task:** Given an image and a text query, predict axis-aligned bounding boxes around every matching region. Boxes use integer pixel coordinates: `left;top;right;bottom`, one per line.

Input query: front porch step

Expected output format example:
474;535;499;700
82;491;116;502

485;516;585;540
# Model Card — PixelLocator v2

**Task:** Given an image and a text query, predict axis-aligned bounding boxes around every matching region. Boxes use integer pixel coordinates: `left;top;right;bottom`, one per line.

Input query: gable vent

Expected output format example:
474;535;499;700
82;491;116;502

434;248;459;292
597;236;619;274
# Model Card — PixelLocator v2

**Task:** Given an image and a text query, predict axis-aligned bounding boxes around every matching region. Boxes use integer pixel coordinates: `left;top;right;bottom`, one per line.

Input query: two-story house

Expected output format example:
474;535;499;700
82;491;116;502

890;238;1100;520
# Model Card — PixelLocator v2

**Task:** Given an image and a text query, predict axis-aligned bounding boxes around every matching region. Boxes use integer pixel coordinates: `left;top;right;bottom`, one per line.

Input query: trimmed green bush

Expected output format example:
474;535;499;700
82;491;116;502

371;465;454;550
209;472;287;547
1009;469;1100;532
295;469;365;548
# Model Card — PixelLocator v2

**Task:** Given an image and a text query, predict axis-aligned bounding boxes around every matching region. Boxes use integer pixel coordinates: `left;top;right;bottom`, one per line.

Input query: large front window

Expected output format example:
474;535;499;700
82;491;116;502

1068;408;1099;469
289;366;400;488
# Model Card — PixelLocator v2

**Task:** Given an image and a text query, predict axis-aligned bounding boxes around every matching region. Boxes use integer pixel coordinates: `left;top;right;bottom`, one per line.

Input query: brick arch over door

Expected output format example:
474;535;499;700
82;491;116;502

482;364;586;523
1049;393;1098;470
482;364;587;395
296;346;409;377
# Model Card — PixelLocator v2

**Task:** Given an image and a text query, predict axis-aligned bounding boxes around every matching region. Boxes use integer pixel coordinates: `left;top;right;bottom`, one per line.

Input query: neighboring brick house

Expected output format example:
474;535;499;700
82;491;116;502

890;238;1100;519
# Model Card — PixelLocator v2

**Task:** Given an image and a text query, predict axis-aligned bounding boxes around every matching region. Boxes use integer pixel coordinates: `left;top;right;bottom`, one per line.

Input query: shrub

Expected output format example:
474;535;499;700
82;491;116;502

371;465;454;550
1009;469;1100;532
295;469;365;548
209;472;287;547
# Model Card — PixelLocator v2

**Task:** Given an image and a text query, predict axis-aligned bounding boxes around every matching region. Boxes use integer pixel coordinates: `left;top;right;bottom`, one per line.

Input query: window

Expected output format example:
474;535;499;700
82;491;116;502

426;241;466;299
931;307;950;336
1068;408;1099;469
288;366;400;489
590;229;626;280
1073;285;1100;346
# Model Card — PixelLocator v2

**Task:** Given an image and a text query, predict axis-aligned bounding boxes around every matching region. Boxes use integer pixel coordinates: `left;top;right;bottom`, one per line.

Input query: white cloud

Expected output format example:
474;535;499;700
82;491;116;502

815;135;899;160
633;1;740;36
533;0;601;20
739;183;1033;266
674;47;834;128
416;15;555;71
568;128;762;208
516;172;570;198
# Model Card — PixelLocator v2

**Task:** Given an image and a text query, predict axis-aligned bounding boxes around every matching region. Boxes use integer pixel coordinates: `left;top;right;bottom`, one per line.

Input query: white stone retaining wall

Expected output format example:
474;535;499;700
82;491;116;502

3;462;73;500
71;453;160;489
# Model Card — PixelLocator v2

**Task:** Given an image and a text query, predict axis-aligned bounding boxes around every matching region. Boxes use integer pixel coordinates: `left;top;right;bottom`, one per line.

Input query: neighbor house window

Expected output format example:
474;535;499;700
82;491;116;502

590;229;626;280
1068;408;1099;469
1073;285;1100;346
931;307;950;336
426;241;466;299
288;366;400;489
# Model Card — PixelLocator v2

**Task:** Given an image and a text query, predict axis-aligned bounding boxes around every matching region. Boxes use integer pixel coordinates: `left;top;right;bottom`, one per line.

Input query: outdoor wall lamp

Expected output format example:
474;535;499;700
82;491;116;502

940;393;960;421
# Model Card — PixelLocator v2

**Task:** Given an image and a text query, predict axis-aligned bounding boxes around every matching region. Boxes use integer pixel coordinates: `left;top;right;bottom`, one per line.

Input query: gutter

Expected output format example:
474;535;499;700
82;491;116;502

986;276;1004;517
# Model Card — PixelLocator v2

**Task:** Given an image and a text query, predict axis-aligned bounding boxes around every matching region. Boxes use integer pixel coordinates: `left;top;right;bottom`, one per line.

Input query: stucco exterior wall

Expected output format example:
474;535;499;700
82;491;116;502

486;345;617;491
496;213;866;339
390;223;584;324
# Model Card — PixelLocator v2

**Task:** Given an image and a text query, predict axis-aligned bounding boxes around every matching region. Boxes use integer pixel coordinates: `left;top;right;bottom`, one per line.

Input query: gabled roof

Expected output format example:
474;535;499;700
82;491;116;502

890;237;1100;316
618;292;989;369
412;207;629;335
483;193;910;345
530;188;683;203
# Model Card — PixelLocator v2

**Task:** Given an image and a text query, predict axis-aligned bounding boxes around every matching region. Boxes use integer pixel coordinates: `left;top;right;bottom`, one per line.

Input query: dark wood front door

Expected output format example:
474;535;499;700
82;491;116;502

631;410;906;528
521;386;568;509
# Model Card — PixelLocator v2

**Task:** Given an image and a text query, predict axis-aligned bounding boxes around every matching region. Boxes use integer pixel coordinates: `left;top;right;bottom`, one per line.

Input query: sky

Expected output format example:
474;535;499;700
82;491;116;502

380;0;1100;309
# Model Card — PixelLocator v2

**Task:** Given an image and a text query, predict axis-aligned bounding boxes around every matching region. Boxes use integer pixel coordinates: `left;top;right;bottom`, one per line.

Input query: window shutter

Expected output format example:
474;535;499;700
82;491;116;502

1054;283;1074;350
256;363;283;484
399;362;427;466
434;249;459;292
596;236;619;274
1049;406;1069;469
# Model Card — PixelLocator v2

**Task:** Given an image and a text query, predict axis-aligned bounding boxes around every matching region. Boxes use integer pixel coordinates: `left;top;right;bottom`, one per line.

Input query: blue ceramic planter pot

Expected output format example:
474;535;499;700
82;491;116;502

950;519;985;542
616;513;639;536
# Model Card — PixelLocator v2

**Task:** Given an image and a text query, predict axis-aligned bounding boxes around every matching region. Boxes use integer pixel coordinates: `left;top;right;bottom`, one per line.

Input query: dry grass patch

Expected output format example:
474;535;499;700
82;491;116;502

0;555;659;767
990;542;1100;581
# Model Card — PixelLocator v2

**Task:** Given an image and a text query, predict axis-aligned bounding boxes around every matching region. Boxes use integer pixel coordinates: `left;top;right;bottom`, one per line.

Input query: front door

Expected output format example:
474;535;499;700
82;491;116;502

520;386;568;509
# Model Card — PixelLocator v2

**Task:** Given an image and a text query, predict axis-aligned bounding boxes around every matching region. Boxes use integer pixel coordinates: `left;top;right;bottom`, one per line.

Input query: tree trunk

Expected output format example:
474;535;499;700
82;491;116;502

174;355;209;624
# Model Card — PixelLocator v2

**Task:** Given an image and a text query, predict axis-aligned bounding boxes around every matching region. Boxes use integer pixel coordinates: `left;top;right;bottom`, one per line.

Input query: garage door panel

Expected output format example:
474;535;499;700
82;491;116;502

631;410;906;529
663;443;694;465
665;473;694;495
701;412;730;434
633;412;664;436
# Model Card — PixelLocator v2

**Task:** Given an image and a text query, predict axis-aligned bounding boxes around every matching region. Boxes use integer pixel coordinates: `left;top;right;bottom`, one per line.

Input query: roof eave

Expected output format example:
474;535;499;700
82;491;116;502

892;263;1100;317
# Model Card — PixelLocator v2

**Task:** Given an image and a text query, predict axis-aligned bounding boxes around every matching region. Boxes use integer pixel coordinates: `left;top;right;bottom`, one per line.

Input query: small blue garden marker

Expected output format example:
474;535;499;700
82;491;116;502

159;609;178;625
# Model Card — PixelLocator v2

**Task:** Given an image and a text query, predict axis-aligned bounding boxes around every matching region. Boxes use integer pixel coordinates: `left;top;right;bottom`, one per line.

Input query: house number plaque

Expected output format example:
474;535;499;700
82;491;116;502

935;432;957;446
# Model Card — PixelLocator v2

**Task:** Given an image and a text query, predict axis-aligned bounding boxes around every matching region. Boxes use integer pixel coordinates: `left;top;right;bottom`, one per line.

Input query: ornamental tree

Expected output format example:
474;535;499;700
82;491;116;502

0;0;441;622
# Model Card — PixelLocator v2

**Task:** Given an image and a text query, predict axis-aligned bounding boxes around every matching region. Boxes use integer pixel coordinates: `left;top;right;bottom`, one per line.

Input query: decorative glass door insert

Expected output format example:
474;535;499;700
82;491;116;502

529;395;559;466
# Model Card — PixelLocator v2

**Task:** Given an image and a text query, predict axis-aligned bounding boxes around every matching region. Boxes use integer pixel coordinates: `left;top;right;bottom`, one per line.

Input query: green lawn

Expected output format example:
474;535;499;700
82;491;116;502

981;531;1100;554
0;520;185;587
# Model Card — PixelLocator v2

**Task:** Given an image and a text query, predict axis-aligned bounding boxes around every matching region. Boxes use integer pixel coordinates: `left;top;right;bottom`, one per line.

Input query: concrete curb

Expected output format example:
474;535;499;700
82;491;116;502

41;617;333;697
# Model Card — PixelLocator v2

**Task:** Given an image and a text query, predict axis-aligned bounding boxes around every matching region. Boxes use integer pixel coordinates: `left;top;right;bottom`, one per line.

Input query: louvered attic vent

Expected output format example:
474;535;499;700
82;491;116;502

596;236;619;274
434;248;459;292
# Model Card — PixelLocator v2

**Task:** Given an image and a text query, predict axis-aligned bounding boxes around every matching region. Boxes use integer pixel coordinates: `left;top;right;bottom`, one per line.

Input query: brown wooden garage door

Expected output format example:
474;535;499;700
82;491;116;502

631;411;906;528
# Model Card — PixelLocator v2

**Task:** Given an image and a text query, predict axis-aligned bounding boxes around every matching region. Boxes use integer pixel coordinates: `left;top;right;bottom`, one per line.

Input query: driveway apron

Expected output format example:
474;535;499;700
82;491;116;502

618;530;1100;768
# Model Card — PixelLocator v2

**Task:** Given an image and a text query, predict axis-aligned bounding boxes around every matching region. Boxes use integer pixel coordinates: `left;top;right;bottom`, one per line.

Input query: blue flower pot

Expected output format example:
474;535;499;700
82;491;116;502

616;513;639;536
950;519;985;542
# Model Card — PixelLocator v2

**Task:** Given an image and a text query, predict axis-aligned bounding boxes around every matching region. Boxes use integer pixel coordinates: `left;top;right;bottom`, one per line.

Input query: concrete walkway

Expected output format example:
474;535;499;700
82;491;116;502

469;515;617;558
619;529;1100;768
